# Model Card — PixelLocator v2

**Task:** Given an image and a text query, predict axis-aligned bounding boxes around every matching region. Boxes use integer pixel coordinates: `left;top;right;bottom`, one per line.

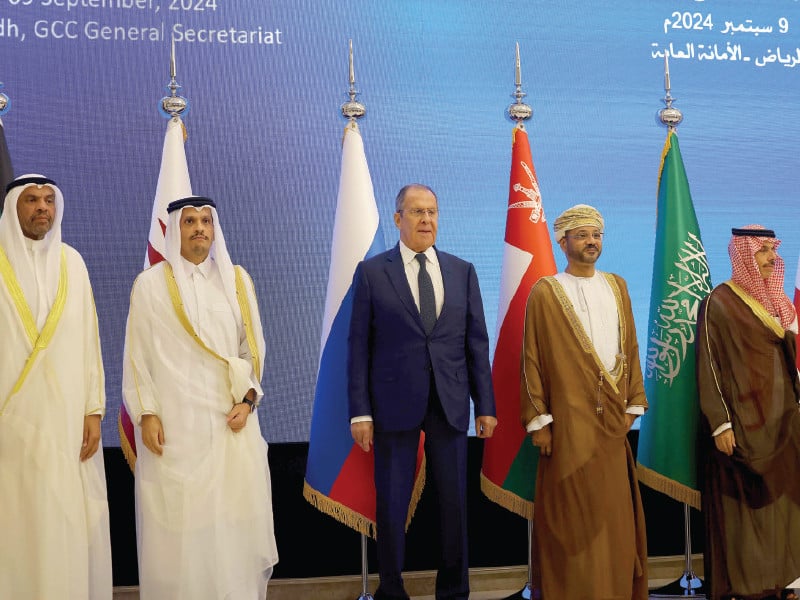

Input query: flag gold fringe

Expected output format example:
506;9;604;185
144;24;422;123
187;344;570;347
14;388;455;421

636;462;701;510
657;131;673;193
118;412;137;473
302;456;427;540
303;482;376;537
479;473;533;520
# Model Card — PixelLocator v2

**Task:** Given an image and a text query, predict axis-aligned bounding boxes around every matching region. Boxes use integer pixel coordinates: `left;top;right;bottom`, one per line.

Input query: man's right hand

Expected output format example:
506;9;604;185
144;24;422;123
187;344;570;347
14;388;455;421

351;421;373;452
714;429;736;456
531;424;552;457
141;414;165;456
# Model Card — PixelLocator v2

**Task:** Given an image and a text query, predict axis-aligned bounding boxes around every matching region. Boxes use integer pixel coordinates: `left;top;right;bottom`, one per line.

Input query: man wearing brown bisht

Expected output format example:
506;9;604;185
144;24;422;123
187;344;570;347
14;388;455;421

520;204;649;600
696;225;800;600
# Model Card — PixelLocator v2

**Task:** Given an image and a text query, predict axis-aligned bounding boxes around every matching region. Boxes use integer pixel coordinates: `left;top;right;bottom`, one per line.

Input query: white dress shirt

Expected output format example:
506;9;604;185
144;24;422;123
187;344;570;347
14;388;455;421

398;240;444;318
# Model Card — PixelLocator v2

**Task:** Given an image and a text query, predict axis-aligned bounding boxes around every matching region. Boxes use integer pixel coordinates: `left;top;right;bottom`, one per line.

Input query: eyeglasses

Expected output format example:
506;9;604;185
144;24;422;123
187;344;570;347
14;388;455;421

565;232;603;241
399;208;438;218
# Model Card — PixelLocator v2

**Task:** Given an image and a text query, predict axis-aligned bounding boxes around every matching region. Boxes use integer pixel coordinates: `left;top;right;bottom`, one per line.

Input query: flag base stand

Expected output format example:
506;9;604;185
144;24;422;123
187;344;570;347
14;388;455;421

501;520;541;600
354;534;375;600
649;572;705;598
500;583;540;599
650;504;705;597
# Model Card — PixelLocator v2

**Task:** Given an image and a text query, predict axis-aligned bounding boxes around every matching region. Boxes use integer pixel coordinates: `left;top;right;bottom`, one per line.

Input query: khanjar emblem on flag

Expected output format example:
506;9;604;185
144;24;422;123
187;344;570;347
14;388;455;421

509;160;543;224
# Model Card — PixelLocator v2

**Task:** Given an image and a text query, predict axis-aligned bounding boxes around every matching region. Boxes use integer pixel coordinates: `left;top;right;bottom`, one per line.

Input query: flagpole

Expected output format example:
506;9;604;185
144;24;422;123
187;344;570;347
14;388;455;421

160;36;190;120
0;82;9;116
340;39;374;600
658;54;682;132
500;43;538;600
508;42;533;124
119;37;193;469
652;54;704;599
0;81;12;217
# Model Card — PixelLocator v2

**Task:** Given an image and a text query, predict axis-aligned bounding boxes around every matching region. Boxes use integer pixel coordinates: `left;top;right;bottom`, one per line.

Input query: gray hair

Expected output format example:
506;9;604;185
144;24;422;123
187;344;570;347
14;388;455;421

395;184;438;212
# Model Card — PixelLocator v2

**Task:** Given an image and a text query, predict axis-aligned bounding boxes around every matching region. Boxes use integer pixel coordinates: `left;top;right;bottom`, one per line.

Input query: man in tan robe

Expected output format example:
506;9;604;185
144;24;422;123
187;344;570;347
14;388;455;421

697;225;800;600
521;204;649;600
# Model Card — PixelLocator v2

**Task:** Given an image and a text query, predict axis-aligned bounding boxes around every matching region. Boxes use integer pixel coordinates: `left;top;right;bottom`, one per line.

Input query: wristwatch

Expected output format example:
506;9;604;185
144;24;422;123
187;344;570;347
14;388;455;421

241;398;256;413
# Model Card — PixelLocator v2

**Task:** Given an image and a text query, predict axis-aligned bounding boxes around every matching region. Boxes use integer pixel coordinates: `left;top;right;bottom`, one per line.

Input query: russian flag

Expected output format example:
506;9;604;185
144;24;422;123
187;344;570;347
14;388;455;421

304;121;424;536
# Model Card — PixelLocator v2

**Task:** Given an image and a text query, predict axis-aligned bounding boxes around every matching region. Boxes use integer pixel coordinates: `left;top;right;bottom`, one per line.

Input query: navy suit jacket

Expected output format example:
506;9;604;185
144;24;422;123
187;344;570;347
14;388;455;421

348;244;495;433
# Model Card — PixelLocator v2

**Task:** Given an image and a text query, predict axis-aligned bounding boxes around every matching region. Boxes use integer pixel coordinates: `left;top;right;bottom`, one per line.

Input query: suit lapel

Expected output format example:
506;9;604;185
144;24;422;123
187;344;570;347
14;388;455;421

436;248;453;327
385;245;425;329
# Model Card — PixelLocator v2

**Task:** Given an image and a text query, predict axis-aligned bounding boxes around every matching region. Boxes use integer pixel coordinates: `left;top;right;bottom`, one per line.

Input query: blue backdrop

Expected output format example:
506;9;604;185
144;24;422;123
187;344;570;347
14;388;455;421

1;0;798;444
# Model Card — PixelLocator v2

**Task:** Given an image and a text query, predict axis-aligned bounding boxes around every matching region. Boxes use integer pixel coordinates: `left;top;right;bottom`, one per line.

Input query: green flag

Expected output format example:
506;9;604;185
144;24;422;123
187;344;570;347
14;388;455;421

636;131;711;509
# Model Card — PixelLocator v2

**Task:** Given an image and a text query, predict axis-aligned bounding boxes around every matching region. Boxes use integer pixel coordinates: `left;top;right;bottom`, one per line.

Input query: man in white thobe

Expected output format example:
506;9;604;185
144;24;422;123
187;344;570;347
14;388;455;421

0;174;112;599
122;196;278;600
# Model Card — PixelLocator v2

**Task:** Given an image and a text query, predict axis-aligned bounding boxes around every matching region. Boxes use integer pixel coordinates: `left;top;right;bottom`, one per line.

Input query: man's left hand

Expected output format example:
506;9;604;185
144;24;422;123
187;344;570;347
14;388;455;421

80;414;102;461
625;413;637;431
475;416;497;438
226;403;250;433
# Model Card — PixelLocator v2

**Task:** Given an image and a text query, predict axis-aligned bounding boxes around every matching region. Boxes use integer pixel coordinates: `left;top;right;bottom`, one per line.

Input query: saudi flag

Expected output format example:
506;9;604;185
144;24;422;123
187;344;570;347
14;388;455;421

636;130;712;509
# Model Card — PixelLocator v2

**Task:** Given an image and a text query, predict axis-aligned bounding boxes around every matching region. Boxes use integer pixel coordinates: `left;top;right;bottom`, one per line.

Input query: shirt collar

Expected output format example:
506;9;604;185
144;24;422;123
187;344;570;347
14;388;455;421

561;270;600;282
399;240;437;267
180;255;214;279
24;236;46;252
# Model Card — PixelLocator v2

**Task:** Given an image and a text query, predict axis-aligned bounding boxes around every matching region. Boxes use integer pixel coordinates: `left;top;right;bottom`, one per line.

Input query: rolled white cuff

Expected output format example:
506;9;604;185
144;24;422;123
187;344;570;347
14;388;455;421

526;413;554;432
712;422;732;437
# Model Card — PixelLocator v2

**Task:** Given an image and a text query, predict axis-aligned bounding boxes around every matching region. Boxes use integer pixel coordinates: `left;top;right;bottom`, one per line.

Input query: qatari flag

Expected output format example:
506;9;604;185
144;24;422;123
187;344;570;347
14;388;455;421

119;116;192;469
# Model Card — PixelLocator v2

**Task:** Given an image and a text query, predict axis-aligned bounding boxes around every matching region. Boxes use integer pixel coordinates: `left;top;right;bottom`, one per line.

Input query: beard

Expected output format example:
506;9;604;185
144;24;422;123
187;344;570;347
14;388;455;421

567;244;601;265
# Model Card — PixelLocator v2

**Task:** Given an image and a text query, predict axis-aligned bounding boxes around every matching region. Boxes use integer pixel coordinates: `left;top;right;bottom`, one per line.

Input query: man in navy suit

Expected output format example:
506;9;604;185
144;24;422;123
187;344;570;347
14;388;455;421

348;183;497;600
